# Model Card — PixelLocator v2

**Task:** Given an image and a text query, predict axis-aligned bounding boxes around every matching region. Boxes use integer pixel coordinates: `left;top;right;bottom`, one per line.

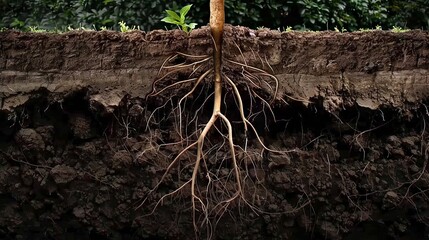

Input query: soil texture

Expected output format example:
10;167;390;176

0;26;429;239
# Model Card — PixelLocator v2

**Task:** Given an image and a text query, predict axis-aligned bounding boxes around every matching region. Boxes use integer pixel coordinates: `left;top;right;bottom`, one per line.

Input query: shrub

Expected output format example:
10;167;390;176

0;0;428;31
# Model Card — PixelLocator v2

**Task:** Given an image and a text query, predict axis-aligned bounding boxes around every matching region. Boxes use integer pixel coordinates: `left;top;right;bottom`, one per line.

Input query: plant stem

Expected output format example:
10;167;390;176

210;0;224;113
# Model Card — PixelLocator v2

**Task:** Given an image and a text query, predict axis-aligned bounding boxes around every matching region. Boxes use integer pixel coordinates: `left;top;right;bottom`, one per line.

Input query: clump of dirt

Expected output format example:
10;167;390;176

0;27;429;239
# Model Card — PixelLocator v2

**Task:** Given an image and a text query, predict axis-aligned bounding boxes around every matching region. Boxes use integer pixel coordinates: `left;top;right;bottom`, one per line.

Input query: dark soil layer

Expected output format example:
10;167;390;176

0;27;429;239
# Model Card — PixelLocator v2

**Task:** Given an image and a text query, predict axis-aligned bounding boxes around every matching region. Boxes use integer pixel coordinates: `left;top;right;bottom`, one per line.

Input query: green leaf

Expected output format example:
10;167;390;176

186;23;197;29
165;10;181;21
180;4;192;20
161;16;180;25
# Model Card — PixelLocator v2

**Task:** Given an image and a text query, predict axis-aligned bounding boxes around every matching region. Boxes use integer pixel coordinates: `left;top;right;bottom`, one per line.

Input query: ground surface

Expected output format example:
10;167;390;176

0;27;429;239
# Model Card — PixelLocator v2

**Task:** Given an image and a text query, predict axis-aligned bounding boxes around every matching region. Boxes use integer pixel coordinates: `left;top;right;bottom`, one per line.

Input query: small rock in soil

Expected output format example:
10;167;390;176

128;104;144;117
391;148;405;158
14;128;45;151
268;151;290;168
73;206;85;218
112;150;133;169
409;164;419;173
35;125;55;145
402;136;418;150
383;191;400;209
386;135;401;147
50;165;77;184
69;114;94;139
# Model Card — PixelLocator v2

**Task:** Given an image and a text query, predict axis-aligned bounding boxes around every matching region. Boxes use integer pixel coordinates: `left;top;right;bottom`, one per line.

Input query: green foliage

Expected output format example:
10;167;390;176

224;0;287;27
0;0;428;31
387;0;429;28
334;27;347;33
27;26;48;32
0;0;200;31
161;4;197;32
297;0;387;30
358;25;383;32
118;21;139;32
391;26;409;33
284;26;293;32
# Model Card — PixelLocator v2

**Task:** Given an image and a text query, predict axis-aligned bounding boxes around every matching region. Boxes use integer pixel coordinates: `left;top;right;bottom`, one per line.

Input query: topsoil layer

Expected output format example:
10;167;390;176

0;26;429;239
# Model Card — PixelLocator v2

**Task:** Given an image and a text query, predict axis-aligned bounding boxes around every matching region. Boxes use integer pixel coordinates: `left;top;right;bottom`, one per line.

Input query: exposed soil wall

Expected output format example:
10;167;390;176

0;26;429;239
